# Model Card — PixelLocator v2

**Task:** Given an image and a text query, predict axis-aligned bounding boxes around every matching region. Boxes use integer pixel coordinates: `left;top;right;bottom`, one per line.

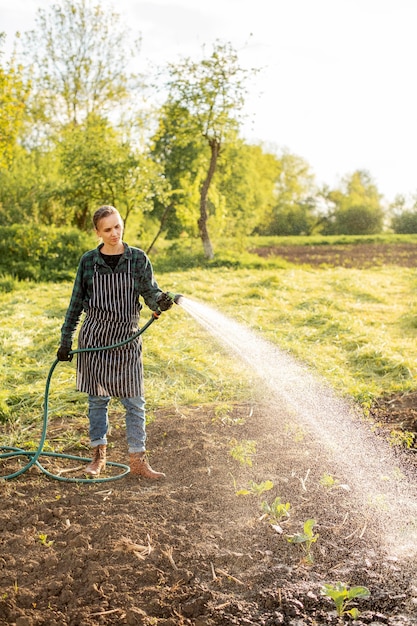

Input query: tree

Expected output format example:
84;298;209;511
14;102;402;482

0;36;30;169
390;194;417;233
0;145;63;226
322;170;384;235
255;150;318;236
150;102;208;240
163;41;253;258
23;0;141;129
57;115;164;231
216;140;278;237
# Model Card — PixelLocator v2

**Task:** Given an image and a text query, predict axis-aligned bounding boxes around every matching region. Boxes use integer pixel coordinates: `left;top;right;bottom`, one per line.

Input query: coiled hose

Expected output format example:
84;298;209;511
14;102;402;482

0;312;159;483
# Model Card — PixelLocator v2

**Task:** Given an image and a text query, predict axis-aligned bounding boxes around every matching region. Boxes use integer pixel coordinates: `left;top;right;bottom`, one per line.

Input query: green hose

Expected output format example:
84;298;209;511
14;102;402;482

0;312;159;483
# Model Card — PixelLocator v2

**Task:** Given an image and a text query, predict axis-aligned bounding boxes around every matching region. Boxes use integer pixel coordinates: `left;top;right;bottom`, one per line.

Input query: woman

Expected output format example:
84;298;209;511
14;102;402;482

57;205;174;479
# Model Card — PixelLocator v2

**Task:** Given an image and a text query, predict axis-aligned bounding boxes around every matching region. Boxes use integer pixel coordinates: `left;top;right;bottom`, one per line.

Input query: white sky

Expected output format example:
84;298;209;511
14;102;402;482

1;0;417;203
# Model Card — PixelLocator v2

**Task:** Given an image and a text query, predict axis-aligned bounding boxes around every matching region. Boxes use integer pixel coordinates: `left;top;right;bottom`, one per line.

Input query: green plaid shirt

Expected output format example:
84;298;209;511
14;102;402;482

60;243;163;347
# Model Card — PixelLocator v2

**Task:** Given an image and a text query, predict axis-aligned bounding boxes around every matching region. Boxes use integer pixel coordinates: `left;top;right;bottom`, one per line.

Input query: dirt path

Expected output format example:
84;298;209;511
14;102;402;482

1;400;417;626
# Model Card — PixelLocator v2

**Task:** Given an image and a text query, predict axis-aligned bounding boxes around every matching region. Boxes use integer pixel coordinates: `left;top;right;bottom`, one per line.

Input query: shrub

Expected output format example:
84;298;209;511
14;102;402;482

0;225;93;281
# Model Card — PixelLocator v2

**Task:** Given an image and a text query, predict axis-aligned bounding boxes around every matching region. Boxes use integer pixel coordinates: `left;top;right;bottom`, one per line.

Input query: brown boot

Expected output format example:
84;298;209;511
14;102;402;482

85;444;106;477
129;452;166;480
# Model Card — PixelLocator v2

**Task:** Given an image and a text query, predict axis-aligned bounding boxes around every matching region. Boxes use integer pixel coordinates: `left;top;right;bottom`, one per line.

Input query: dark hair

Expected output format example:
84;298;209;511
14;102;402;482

92;205;121;229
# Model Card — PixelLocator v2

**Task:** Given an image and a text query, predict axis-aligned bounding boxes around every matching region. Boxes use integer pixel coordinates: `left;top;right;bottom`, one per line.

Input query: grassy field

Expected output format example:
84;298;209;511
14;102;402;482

1;246;416;449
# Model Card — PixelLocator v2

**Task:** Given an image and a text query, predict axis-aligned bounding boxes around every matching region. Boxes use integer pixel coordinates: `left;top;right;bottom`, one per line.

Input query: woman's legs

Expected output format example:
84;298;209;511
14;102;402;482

120;396;165;478
88;394;111;446
119;395;146;453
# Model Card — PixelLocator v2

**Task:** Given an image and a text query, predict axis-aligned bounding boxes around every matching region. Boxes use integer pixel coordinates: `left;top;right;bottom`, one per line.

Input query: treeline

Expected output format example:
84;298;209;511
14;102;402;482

1;0;417;261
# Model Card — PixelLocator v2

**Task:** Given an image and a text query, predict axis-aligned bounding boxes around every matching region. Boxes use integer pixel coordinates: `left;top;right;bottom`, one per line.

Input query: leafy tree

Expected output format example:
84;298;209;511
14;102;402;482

23;0;141;129
322;170;384;235
216;140;279;237
163;41;253;258
0;145;63;226
255;150;318;236
0;36;30;169
57;115;164;230
390;194;417;233
150;102;208;241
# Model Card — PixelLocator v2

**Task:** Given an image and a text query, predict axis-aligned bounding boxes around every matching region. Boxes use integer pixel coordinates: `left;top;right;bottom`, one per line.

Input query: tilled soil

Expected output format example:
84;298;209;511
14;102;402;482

1;400;417;626
250;242;417;269
2;241;417;626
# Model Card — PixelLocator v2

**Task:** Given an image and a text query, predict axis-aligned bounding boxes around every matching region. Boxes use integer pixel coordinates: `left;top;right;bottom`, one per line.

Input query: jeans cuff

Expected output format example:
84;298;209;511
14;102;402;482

90;438;107;447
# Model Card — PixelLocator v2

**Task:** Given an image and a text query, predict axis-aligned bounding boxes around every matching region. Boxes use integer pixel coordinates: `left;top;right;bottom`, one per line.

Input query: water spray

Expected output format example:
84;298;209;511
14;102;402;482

177;297;417;557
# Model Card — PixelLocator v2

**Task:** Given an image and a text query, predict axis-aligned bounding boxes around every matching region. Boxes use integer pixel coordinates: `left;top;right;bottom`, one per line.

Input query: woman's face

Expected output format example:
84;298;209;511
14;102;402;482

95;212;124;250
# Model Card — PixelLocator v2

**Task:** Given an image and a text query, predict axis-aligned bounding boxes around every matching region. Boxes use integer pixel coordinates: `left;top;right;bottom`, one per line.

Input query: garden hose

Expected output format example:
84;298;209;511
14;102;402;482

0;311;162;484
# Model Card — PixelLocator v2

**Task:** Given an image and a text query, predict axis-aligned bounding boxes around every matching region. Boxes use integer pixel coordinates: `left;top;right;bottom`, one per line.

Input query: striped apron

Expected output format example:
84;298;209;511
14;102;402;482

76;259;143;398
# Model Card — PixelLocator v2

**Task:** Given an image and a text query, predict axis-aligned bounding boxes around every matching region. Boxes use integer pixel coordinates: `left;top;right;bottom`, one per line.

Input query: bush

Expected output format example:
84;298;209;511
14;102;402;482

391;210;417;234
0;274;18;292
0;225;94;281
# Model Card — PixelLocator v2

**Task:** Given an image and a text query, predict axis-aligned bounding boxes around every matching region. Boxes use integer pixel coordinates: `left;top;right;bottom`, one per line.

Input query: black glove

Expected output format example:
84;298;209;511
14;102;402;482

57;345;73;361
156;292;174;311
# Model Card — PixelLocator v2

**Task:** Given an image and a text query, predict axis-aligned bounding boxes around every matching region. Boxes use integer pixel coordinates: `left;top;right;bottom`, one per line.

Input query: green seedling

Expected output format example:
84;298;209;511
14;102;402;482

389;429;415;449
367;493;388;511
235;479;274;496
284;422;306;442
286;518;318;565
261;497;291;524
228;438;257;467
320;472;340;489
213;403;244;425
320;472;350;492
38;533;54;547
321;581;370;619
17;439;54;452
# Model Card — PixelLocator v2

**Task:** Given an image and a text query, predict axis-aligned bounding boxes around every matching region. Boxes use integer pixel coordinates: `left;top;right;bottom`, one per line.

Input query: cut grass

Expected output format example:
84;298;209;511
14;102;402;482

0;262;416;445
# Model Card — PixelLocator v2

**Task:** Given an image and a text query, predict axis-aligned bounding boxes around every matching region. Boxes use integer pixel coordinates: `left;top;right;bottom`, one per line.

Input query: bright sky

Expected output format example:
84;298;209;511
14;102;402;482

2;0;417;203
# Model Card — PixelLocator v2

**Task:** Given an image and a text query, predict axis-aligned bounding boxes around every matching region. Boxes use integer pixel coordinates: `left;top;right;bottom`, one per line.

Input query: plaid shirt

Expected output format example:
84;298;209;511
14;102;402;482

60;243;163;347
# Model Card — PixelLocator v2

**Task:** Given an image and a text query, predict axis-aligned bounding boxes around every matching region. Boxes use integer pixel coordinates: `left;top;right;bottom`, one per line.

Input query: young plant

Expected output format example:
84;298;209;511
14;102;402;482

389;429;415;449
284;422;306;442
228;438;257;467
213;403;244;425
261;496;291;525
319;472;340;489
235;479;274;496
286;518;318;565
319;472;350;492
38;533;54;547
321;581;370;619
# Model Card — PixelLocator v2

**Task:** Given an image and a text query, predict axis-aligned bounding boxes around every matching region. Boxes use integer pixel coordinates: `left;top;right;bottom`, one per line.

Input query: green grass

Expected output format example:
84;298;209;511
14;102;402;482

1;253;416;443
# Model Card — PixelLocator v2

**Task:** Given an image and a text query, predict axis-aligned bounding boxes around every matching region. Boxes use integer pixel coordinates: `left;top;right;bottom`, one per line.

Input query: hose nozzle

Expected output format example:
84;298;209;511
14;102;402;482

167;291;184;305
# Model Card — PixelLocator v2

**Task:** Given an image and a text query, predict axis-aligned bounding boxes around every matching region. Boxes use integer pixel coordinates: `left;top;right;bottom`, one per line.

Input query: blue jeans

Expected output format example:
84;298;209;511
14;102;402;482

88;395;146;453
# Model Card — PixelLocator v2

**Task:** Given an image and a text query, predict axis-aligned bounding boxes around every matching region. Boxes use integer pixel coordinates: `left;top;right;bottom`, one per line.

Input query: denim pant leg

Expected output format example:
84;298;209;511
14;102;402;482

88;395;111;447
119;396;146;453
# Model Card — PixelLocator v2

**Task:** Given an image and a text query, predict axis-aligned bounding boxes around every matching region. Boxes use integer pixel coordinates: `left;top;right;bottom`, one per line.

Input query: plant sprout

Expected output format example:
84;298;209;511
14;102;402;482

286;518;318;565
38;533;54;547
228;438;257;467
235;479;274;496
321;581;370;619
261;497;291;524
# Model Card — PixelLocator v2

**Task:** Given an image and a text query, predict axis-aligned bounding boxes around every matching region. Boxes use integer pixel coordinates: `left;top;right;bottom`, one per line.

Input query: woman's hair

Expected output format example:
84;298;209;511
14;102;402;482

92;205;121;229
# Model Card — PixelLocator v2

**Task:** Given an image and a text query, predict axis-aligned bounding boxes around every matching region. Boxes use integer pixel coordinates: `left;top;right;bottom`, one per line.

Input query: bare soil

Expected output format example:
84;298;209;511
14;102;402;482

250;242;417;269
1;242;417;626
